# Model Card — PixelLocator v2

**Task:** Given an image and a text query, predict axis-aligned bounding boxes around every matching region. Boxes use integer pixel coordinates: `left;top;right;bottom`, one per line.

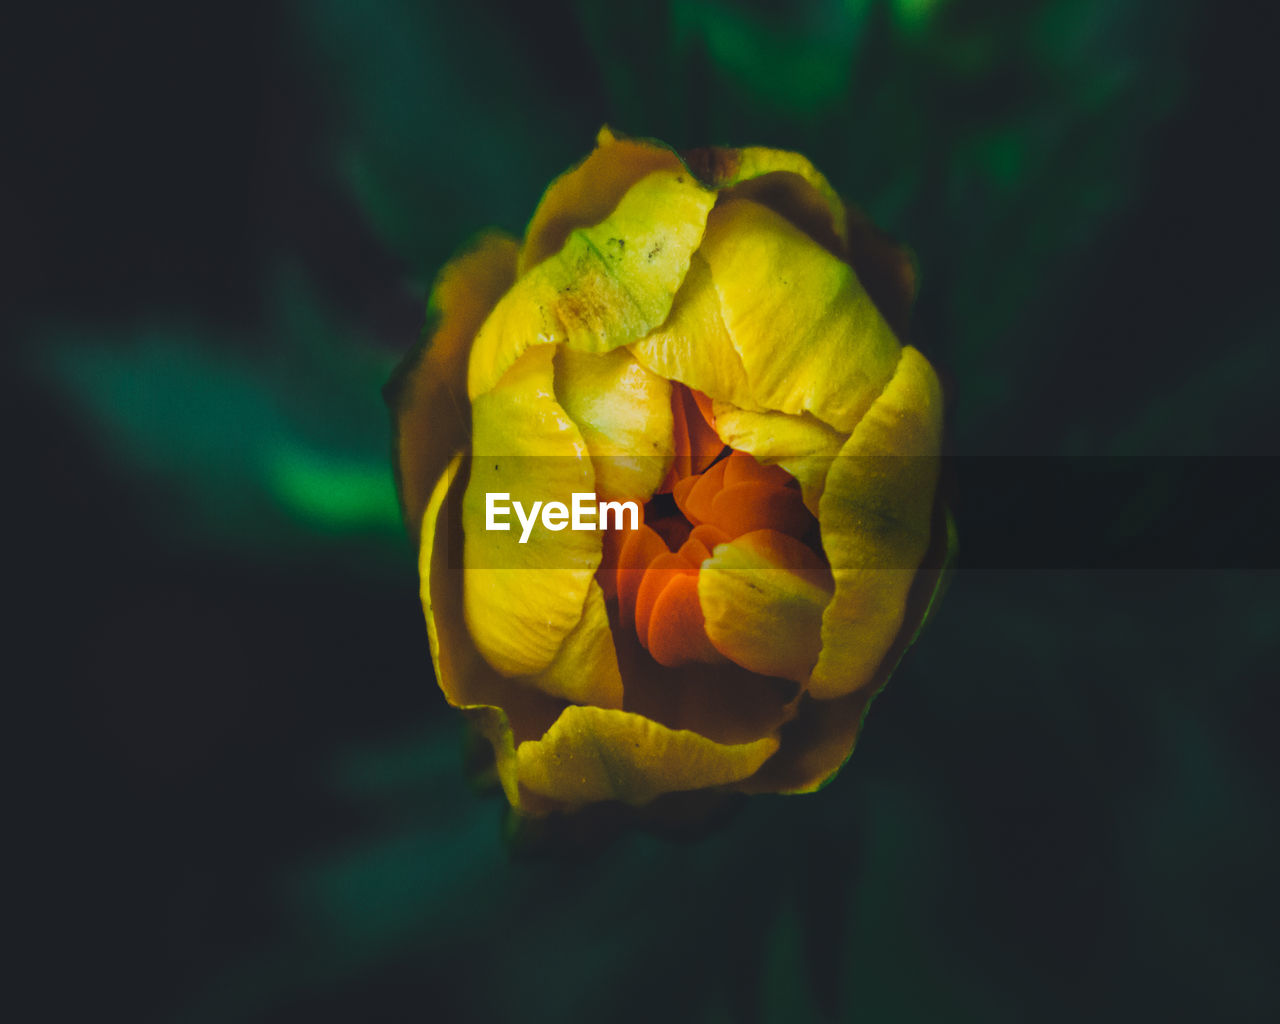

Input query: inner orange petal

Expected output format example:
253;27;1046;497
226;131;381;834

723;449;794;491
666;382;693;486
672;474;699;516
660;384;728;493
709;481;811;538
677;457;730;524
691;388;717;432
617;524;669;626
602;404;828;671
684;388;724;475
647;573;723;666
677;533;714;567
634;551;697;643
648;514;692;551
689;523;731;551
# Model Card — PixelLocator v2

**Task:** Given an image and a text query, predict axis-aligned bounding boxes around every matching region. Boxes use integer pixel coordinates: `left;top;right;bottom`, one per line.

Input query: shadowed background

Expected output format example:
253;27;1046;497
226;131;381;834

12;0;1278;1020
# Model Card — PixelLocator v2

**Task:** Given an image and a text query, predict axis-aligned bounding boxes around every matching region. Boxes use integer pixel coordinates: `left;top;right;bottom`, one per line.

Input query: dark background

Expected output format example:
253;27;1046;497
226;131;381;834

12;1;1279;1020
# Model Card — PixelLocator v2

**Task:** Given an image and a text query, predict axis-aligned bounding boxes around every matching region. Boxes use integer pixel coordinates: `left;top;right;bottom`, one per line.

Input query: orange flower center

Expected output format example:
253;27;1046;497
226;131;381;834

598;384;826;668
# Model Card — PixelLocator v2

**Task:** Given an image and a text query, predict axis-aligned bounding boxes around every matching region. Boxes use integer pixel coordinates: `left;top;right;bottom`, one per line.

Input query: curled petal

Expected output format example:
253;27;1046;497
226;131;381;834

387;232;517;536
516;705;778;807
463;345;600;676
700;198;901;432
698;530;834;684
809;346;943;699
469;171;716;398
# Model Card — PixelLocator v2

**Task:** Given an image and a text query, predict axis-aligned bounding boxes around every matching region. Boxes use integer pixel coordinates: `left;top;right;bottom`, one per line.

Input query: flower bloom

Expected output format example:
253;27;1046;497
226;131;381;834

389;129;951;816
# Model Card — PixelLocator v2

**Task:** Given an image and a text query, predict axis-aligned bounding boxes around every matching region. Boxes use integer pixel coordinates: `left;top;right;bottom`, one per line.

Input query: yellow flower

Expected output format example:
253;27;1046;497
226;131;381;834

388;128;952;817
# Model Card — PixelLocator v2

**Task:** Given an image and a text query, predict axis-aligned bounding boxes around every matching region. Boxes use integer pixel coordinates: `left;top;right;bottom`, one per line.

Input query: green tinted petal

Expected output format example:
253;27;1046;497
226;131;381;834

468;170;716;398
519;126;684;275
809;346;942;699
516;705;778;806
698;530;834;684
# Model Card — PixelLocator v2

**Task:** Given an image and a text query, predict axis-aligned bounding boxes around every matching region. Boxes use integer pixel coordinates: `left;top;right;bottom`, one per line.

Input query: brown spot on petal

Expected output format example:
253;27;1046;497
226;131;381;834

681;146;742;188
844;202;918;339
723;171;846;258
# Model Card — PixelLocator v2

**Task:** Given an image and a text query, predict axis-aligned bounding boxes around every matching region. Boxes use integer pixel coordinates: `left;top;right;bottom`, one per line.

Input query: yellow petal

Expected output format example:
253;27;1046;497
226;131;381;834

462;345;600;676
628;252;761;410
741;504;953;792
710;401;848;516
698;530;834;684
520;580;623;709
808;346;943;699
699;198;902;432
553;345;673;502
735;692;871;794
468;170;716;398
518;127;684;275
685;144;849;253
387;232;517;537
419;455;565;809
516;705;778;806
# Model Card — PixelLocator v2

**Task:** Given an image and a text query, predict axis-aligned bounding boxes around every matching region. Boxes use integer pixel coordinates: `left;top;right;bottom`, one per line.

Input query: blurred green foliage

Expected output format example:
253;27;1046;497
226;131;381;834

39;272;404;574
25;0;1278;1021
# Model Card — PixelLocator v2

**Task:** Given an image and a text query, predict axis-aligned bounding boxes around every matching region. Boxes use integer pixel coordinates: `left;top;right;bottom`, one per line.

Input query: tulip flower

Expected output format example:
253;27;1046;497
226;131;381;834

388;128;953;817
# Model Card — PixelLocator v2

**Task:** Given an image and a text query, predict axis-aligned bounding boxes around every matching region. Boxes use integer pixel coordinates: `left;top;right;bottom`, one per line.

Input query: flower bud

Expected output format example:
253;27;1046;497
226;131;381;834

388;128;952;816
